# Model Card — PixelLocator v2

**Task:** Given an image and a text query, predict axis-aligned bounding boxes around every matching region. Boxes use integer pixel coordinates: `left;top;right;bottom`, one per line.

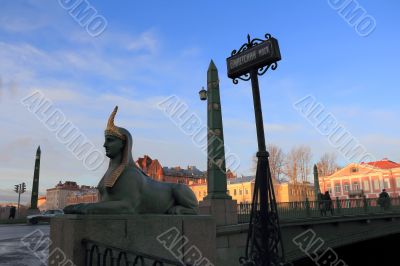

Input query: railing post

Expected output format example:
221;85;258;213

336;197;341;215
305;197;311;217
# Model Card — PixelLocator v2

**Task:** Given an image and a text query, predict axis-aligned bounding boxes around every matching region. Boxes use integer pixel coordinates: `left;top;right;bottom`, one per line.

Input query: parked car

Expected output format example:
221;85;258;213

27;209;64;225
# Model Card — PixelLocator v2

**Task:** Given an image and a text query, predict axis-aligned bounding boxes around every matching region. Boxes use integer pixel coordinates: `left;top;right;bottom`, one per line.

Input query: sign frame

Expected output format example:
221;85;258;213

226;36;281;79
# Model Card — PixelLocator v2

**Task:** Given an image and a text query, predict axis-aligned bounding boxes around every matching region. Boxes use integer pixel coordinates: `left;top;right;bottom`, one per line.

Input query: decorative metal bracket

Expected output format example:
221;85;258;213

231;34;279;84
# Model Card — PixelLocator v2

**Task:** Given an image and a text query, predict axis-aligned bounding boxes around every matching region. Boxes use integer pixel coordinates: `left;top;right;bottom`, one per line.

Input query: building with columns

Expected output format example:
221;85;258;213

319;158;400;199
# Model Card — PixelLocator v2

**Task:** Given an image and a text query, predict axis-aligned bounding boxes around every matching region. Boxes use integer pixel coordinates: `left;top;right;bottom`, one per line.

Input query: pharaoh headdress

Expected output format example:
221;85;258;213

103;106;133;187
105;106;126;141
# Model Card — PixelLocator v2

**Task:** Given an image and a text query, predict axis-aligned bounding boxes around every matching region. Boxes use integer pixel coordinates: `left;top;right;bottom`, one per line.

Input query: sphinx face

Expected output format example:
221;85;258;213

103;135;125;159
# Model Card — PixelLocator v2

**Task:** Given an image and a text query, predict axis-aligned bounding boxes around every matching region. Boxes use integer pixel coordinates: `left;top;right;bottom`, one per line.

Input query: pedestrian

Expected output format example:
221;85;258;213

324;191;334;215
318;193;326;216
378;189;390;210
8;206;16;219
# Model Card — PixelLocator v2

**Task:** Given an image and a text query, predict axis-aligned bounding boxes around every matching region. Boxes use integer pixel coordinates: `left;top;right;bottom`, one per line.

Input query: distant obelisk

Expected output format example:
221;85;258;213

313;164;320;200
30;146;41;211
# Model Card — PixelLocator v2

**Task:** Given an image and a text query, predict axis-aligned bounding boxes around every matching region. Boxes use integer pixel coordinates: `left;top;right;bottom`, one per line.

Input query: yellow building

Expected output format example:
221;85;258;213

275;182;315;202
189;176;315;203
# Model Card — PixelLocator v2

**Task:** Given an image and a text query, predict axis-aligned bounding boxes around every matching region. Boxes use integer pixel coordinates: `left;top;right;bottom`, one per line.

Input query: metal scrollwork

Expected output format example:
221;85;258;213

258;62;278;76
233;73;251;84
230;33;277;84
82;239;185;266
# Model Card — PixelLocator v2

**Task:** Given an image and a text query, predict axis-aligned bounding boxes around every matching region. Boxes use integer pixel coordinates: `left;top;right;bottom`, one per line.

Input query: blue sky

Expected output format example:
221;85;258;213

0;0;399;202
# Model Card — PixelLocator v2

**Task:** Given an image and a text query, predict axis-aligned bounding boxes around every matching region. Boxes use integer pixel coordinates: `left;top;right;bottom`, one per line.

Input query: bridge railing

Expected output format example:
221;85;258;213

237;197;400;223
82;239;188;266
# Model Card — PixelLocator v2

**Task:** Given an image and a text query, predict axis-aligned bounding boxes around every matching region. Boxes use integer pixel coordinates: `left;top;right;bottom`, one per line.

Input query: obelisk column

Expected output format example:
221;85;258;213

199;60;237;225
30;146;41;211
314;164;321;201
205;60;231;200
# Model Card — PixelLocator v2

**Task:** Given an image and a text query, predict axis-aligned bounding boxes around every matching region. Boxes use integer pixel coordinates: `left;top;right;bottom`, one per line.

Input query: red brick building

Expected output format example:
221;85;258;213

319;158;400;199
136;155;164;181
136;155;206;185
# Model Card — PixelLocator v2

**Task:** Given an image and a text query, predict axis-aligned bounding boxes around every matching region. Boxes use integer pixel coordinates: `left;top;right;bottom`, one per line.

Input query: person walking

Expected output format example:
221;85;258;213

8;206;16;219
324;191;334;215
318;192;326;216
378;189;390;210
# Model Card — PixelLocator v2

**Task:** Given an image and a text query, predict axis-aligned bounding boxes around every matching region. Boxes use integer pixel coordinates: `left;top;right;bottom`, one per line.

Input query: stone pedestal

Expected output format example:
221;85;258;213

49;214;216;266
199;199;238;226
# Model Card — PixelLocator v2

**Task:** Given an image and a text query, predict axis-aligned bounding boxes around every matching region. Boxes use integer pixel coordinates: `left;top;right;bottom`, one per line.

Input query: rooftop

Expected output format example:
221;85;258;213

362;158;400;169
227;176;255;184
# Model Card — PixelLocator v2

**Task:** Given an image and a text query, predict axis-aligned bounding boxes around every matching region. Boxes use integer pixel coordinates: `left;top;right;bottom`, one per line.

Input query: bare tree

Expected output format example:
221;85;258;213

250;144;285;183
317;152;339;176
267;144;285;183
284;145;312;183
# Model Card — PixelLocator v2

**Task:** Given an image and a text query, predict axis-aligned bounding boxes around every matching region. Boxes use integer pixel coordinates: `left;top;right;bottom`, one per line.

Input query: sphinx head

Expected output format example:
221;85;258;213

103;106;134;163
104;135;125;159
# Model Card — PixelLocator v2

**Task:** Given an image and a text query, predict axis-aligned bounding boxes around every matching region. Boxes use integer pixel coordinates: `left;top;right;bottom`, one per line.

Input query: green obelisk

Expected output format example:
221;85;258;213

30;146;41;210
204;60;231;200
314;164;320;200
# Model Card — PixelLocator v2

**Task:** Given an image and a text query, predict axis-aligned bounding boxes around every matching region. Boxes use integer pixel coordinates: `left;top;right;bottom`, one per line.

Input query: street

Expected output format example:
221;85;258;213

0;224;49;266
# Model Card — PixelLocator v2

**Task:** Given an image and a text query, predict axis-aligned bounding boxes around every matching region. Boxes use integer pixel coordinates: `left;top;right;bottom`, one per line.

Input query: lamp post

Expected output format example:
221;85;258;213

226;34;286;266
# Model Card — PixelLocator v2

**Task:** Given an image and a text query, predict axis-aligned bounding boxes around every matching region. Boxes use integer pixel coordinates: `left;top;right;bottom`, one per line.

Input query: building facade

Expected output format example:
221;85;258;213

46;181;97;210
319;158;400;199
65;186;99;206
189;176;315;204
136;155;207;185
275;182;315;202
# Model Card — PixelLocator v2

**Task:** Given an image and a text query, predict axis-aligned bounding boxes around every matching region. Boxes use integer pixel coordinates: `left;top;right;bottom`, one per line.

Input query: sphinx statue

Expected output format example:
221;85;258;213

64;106;198;215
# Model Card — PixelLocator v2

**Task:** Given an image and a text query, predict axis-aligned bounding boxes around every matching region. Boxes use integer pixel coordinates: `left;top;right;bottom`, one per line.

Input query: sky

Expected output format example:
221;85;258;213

0;0;399;203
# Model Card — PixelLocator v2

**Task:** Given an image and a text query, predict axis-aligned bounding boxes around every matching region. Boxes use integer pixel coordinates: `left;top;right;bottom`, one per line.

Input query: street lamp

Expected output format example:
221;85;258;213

198;86;207;101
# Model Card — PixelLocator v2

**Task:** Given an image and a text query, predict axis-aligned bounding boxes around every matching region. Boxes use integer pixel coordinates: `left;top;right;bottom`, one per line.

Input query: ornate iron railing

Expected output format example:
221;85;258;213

82;239;188;266
238;197;400;223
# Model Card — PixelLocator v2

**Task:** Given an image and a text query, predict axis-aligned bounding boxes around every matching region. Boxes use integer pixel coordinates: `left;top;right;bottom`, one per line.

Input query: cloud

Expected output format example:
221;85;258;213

0;0;52;33
126;30;159;54
0;189;31;204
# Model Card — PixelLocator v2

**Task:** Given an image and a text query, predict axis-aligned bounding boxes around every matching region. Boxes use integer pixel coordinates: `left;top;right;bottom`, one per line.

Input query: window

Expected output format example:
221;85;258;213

384;179;390;189
352;182;359;190
239;190;242;195
198;191;201;197
328;188;332;194
334;184;341;193
234;189;237;196
245;189;249;195
374;179;380;190
396;177;400;188
363;180;370;191
351;167;358;173
344;183;350;192
203;191;206;197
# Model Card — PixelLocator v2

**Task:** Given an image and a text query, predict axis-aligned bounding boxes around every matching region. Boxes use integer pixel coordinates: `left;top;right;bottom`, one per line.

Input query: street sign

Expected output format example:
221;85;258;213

227;34;285;266
226;37;281;79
